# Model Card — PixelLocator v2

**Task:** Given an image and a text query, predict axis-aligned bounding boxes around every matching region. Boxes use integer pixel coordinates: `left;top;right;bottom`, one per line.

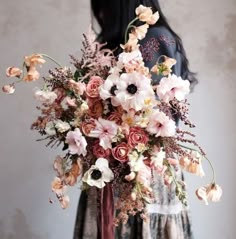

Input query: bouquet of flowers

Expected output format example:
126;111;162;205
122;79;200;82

2;4;222;227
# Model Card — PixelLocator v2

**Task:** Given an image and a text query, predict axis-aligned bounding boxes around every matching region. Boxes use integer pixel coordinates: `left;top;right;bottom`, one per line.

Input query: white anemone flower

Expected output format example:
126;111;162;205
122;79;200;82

115;72;154;111
99;74;120;106
82;158;114;188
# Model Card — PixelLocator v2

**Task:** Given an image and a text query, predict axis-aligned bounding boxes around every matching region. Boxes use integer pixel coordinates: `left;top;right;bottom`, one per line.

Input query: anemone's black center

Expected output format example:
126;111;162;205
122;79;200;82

91;169;102;180
110;85;117;96
127;84;138;94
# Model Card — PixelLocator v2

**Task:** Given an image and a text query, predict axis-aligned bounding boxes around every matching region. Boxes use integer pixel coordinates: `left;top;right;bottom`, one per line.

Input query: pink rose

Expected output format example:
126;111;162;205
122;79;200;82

86;76;104;98
81;118;96;136
93;140;111;158
112;143;129;163
128;127;149;147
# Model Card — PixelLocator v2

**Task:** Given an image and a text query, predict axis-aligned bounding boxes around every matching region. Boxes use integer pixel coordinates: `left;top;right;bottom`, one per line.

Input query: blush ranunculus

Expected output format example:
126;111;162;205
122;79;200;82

93;140;111;158
128;127;149;147
81;118;96;136
112;143;130;163
86;76;104;98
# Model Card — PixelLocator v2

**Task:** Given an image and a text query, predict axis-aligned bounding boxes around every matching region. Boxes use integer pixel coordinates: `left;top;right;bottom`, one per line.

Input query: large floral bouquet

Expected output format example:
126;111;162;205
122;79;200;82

3;4;222;226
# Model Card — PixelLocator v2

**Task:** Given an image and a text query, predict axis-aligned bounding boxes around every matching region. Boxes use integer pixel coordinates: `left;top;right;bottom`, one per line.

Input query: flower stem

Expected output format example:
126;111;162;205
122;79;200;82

41;54;62;67
124;17;139;44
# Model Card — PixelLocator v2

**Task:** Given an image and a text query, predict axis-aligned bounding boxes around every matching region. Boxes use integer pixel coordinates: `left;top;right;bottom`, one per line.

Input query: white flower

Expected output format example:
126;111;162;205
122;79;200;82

34;89;57;104
99;74;120;106
151;147;166;168
146;109;176;137
128;154;146;172
89;117;119;150
82;158;114;188
115;72;154;111
118;49;143;67
65;128;87;156
55;120;70;133
45;121;56;135
132;24;149;40
196;183;223;205
156;74;190;103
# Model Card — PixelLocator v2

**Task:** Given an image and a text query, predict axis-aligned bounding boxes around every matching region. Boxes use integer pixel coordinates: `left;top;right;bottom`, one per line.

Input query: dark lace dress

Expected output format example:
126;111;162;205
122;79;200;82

73;26;194;239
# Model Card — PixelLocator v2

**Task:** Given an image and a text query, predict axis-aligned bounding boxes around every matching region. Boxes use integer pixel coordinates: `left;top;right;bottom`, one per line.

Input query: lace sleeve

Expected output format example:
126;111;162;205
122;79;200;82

140;26;180;84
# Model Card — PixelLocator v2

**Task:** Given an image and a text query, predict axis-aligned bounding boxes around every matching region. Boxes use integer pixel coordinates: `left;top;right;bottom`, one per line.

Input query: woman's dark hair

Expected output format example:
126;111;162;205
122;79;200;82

91;0;198;87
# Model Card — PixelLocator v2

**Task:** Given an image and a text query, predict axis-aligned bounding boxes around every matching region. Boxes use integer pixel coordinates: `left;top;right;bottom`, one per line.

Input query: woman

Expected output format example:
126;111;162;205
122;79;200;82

73;0;197;238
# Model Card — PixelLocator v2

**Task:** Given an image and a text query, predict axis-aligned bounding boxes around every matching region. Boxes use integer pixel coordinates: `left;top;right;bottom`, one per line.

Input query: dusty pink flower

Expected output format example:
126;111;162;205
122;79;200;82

86;76;104;98
65;97;77;107
24;54;46;67
112;143;130;163
2;84;15;94
65;128;87;156
146;109;176;137
93;140;111;158
89;117;119;150
156;74;190;103
6;67;22;77
128;127;149;147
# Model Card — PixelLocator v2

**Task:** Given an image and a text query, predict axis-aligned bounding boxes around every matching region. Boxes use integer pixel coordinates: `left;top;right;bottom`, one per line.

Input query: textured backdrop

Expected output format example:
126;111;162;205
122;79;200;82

0;0;235;238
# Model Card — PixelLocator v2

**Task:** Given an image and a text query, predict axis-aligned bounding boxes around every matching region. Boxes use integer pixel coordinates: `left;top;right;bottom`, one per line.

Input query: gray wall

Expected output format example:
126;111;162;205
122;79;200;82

0;0;235;238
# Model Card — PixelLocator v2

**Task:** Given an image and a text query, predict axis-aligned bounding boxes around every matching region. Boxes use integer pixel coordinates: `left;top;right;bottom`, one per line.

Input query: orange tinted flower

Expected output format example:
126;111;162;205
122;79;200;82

6;67;22;77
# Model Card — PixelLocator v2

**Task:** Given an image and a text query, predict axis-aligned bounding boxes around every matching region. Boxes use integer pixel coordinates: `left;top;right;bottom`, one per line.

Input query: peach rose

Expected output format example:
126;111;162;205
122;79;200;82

81;118;96;136
128;127;149;147
112;143;129;163
93;140;111;158
6;67;22;77
24;54;46;67
86;76;104;98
